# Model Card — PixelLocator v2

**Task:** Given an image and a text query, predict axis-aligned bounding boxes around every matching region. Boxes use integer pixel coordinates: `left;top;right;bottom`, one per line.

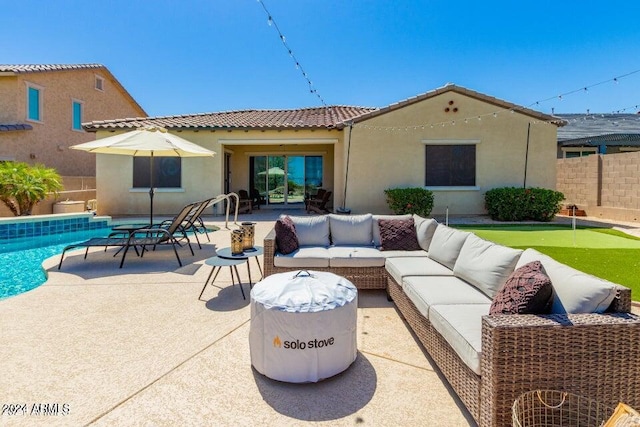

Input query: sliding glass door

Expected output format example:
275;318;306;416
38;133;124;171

250;155;323;206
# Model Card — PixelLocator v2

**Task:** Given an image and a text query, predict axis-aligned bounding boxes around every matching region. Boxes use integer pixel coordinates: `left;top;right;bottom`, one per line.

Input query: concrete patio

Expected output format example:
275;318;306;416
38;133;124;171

0;209;475;426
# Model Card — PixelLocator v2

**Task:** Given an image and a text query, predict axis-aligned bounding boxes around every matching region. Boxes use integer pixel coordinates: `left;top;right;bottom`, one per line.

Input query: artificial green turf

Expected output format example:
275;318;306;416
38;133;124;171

455;225;640;298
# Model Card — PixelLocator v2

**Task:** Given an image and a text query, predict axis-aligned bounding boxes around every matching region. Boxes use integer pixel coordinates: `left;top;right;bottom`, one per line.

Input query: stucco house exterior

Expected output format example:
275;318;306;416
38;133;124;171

0;64;146;176
84;84;563;216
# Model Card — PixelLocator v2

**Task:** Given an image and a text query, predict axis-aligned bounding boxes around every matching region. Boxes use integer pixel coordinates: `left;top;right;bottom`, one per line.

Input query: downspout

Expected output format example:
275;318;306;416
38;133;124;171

523;122;531;188
337;122;353;213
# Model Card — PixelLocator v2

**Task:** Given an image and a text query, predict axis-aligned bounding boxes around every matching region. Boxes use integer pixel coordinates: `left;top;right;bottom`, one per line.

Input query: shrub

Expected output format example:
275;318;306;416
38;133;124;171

384;187;434;217
485;187;564;222
0;162;63;216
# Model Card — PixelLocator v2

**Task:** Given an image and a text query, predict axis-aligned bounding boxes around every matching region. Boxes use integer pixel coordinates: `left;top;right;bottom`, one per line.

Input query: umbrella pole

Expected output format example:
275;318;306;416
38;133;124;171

149;152;154;226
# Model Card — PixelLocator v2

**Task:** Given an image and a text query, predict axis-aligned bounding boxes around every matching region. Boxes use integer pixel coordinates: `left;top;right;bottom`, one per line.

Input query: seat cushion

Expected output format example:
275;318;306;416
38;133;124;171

274;247;330;268
427;225;471;270
274;215;298;255
328;214;373;246
287;215;330;247
327;246;385;268
372;214;412;247
385;256;453;287
378;217;421;251
404;276;492;319
413;215;438;251
516;248;618;314
429;304;490;375
490;260;553;315
453;234;522;299
381;250;427;259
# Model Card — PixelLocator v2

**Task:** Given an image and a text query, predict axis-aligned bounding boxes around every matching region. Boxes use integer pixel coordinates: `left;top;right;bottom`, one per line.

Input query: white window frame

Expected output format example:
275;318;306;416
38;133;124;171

71;99;84;132
25;81;44;123
95;75;104;92
422;139;481;191
561;147;597;158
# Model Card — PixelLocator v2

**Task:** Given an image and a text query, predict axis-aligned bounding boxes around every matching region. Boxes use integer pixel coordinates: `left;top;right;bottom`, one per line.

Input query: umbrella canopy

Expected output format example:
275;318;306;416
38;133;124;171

258;166;287;176
71;127;215;224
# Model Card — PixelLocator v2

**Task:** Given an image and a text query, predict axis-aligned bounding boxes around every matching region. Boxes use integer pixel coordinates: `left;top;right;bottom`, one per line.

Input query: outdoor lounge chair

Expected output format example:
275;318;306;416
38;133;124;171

161;197;214;248
235;190;252;214
307;190;332;214
250;188;265;210
58;201;199;269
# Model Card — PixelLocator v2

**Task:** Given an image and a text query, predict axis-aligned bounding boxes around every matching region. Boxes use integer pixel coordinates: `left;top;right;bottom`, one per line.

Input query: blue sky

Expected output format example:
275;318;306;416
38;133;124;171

2;0;639;117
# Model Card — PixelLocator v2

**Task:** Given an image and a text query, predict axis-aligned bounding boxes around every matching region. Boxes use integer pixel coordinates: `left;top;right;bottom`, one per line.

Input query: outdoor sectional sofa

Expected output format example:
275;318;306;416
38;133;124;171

263;213;640;427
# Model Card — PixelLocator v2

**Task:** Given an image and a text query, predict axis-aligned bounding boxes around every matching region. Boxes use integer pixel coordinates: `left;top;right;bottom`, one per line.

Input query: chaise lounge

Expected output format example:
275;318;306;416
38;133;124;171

263;213;640;426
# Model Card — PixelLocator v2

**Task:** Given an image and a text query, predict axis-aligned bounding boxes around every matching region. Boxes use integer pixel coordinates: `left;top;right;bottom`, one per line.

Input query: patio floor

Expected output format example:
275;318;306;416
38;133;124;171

0;209;475;426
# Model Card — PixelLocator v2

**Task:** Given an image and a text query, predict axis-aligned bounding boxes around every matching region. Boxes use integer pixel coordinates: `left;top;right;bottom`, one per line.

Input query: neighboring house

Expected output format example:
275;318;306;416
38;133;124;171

0;64;146;176
84;84;563;216
556;113;640;158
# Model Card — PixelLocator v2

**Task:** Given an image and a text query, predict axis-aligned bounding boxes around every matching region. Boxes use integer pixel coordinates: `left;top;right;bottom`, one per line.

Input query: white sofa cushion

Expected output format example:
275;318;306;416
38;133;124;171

328;214;373;246
517;248;618;314
328;246;385;267
404;276;492;319
372;214;412;247
385;256;453;287
273;247;330;268
381;250;427;258
427;225;471;270
453;234;522;299
413;215;439;251
287;215;330;247
429;304;490;375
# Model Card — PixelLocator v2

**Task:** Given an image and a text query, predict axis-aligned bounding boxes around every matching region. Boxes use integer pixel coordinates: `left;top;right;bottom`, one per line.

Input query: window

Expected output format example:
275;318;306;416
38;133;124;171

425;144;476;186
26;84;42;122
72;100;83;130
95;75;104;91
133;157;181;188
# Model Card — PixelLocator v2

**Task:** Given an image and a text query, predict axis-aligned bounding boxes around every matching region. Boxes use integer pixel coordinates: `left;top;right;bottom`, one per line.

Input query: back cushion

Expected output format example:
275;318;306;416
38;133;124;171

517;248;618;314
372;214;412;247
413;214;438;251
453;234;523;299
287;215;331;247
328;214;373;246
427;225;471;270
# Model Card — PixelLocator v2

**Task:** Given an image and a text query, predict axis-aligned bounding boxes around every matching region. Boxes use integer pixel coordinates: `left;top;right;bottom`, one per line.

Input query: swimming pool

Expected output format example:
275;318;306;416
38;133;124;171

0;227;113;300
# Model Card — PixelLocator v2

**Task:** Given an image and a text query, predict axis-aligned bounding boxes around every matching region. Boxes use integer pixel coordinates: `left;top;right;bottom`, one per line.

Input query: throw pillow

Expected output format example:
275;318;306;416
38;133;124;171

489;261;553;315
378;218;421;251
275;216;299;255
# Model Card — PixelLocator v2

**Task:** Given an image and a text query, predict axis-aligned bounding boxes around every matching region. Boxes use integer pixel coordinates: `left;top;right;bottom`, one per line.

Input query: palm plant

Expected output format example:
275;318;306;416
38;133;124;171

0;161;63;216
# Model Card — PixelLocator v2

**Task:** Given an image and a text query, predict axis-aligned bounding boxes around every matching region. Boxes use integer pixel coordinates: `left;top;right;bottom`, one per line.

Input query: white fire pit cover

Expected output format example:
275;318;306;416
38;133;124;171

249;270;358;383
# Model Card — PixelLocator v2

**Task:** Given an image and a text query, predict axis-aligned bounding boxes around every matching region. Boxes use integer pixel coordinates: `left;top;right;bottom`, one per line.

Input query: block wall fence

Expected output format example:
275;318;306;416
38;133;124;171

557;151;640;223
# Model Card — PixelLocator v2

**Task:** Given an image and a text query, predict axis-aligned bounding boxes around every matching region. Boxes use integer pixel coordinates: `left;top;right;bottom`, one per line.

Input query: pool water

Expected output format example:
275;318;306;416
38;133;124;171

0;227;113;300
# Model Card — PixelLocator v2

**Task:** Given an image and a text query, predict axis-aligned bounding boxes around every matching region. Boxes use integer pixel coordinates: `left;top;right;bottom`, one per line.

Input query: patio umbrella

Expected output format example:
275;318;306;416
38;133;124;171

71;126;215;225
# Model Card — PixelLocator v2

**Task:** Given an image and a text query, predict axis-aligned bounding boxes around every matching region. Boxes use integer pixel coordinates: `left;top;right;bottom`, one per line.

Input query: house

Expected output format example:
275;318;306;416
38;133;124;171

556;113;640;158
0;64;146;176
83;84;563;216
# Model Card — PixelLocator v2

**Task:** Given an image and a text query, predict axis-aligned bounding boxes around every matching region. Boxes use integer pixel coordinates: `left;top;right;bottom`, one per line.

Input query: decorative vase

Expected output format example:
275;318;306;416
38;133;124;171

231;229;244;255
241;221;255;250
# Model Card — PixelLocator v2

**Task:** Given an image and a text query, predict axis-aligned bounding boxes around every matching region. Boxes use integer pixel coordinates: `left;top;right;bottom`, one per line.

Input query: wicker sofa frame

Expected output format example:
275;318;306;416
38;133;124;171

264;226;640;427
263;228;387;290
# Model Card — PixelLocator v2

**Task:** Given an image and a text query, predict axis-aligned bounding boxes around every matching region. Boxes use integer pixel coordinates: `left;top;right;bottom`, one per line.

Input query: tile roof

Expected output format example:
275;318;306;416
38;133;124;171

349;84;566;126
558;133;640;147
83;106;377;131
0;64;104;73
557;113;640;141
0;123;33;132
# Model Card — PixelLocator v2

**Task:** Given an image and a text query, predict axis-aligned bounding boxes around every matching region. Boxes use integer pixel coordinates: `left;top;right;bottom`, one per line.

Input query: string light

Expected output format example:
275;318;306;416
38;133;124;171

257;0;327;107
351;68;640;133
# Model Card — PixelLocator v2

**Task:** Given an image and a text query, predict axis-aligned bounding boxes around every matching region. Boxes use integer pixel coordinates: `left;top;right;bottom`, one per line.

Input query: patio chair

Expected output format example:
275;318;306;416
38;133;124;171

160;198;214;248
304;188;326;210
250;188;265;210
307;190;332;214
235;190;252;214
58;202;198;269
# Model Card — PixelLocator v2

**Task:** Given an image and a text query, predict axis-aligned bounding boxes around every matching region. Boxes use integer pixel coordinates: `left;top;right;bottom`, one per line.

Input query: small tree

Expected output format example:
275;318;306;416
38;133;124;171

0;162;63;216
384;187;434;217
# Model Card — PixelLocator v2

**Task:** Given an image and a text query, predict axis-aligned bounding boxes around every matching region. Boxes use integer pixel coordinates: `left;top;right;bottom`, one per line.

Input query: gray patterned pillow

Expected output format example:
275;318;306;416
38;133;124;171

490;261;553;315
378;218;421;251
